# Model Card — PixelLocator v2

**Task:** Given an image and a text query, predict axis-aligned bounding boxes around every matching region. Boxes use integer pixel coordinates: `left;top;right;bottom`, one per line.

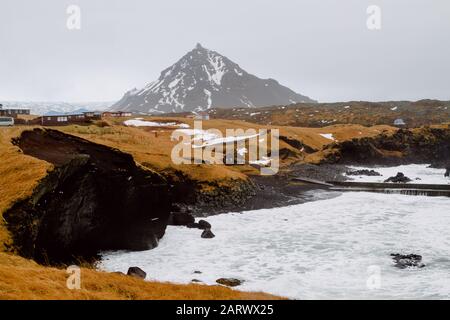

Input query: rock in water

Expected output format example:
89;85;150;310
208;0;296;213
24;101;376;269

216;278;244;287
445;167;450;177
391;253;425;269
127;267;147;279
384;172;412;183
198;220;212;230
346;169;381;176
201;229;215;239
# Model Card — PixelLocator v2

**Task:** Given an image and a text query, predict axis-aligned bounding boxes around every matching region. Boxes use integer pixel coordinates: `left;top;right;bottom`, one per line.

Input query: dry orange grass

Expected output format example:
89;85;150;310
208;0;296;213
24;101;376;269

0;252;282;300
0;127;51;251
59;123;246;182
101;116;397;170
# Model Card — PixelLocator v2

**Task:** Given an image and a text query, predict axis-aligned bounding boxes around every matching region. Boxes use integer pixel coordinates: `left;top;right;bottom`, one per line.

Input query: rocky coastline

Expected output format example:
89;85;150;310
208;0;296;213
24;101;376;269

3;126;449;266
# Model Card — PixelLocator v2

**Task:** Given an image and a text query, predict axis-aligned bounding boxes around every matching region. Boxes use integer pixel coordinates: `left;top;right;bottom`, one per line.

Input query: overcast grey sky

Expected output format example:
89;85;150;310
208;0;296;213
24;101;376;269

1;0;449;103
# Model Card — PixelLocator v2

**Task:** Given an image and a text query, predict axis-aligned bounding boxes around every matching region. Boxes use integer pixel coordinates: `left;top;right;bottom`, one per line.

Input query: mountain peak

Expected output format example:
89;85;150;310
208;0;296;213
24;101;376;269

112;46;315;113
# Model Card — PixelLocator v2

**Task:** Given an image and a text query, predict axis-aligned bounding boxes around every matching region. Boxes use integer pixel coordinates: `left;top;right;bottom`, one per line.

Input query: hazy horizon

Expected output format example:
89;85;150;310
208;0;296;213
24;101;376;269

1;0;449;103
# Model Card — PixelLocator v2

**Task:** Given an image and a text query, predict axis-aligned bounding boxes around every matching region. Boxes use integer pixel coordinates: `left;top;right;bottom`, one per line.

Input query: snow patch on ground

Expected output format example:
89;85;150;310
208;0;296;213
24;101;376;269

195;133;261;148
319;133;335;141
124;119;189;128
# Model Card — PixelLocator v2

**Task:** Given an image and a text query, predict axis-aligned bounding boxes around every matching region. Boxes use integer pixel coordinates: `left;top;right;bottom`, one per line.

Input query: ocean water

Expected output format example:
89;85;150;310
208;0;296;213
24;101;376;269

100;165;450;299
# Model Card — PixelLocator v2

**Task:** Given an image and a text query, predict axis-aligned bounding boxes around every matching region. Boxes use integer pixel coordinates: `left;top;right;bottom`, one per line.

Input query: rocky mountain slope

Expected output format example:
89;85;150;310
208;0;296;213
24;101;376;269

112;43;315;113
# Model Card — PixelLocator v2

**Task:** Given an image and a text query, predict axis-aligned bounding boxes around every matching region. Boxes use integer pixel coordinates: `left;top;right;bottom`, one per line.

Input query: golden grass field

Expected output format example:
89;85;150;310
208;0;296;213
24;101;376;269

0;252;282;300
0;117;400;300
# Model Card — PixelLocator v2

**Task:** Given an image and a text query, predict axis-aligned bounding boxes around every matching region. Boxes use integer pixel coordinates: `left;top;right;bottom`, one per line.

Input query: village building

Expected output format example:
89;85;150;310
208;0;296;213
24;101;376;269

102;111;132;117
0;104;31;117
30;110;102;126
83;111;102;120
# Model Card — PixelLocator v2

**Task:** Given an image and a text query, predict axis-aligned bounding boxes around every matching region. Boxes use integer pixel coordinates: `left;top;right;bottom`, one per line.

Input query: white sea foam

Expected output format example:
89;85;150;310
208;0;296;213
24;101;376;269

347;164;449;185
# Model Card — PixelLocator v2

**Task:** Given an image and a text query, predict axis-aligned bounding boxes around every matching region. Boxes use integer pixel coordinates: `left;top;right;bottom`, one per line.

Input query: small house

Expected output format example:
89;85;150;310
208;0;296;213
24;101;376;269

83;111;102;120
31;111;87;126
102;111;132;117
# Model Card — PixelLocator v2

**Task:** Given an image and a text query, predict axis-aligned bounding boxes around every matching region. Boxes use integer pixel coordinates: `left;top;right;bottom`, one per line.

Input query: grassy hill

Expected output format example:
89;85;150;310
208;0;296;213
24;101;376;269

164;100;450;128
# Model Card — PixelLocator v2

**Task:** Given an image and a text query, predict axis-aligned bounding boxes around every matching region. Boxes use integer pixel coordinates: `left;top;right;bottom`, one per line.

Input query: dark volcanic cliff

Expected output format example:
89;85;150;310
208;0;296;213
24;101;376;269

323;127;450;167
5;129;172;264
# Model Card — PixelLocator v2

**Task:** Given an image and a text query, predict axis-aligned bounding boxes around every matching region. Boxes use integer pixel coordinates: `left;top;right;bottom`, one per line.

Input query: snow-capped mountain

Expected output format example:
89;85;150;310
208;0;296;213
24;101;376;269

112;43;315;114
0;101;112;115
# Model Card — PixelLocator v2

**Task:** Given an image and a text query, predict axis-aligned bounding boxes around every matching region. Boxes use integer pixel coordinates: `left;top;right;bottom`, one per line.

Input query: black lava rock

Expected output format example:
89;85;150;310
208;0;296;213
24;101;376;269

346;169;382;176
391;253;425;269
384;172;412;183
216;278;244;287
198;220;212;230
201;229;215;239
127;267;147;279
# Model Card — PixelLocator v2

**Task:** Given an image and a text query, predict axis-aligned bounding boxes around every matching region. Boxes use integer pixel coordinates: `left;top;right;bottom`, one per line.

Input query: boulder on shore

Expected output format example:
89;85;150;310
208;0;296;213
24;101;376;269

127;267;147;279
391;253;425;269
216;278;244;287
384;172;412;183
